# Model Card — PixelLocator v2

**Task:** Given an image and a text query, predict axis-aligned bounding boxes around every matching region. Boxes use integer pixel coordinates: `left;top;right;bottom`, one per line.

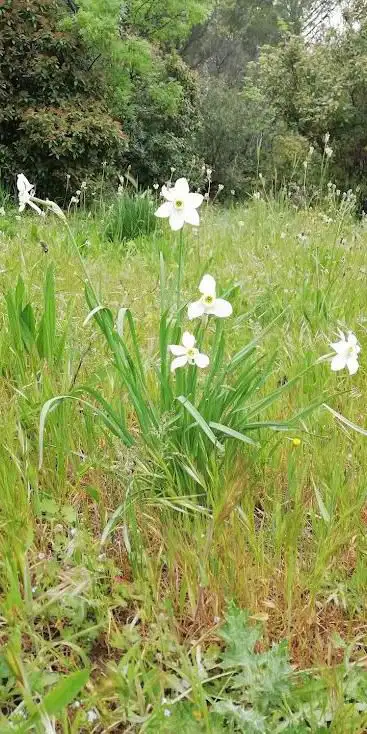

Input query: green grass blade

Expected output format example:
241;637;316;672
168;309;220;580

209;421;260;447
177;395;225;452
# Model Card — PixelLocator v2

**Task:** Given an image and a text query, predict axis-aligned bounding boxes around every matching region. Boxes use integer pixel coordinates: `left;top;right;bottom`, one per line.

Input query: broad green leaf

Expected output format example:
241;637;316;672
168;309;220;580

42;668;89;715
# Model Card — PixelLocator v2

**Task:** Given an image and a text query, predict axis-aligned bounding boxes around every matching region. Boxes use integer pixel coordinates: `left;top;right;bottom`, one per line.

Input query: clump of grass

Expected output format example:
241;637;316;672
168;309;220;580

103;191;158;242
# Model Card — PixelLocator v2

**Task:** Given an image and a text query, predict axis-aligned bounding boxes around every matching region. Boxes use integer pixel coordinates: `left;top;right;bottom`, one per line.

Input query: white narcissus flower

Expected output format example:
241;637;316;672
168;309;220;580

169;331;209;372
188;274;232;321
330;330;360;375
155;177;203;231
17;173;44;216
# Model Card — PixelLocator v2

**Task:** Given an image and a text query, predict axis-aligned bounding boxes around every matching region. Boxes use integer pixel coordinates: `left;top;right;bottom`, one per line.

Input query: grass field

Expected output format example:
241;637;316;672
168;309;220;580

1;191;367;732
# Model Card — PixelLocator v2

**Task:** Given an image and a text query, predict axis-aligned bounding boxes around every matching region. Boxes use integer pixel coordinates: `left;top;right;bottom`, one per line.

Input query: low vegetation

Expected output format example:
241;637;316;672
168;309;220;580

0;177;367;731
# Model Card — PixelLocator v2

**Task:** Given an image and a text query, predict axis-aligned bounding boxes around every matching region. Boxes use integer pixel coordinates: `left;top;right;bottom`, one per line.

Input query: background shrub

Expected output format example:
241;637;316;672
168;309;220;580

0;0;126;200
1;0;367;202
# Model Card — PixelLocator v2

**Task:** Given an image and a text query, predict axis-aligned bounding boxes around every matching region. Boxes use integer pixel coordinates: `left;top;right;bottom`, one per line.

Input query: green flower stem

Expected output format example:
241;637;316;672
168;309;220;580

35;197;100;305
64;219;100;305
176;229;184;311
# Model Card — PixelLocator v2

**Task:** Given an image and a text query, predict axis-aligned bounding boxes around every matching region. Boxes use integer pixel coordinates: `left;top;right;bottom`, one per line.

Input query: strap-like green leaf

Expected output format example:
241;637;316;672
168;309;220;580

177;396;224;452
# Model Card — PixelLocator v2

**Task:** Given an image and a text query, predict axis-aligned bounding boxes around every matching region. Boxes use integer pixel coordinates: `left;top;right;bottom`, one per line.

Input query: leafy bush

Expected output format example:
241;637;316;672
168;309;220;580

0;0;126;200
122;52;204;187
241;26;367;201
65;0;206;187
195;77;273;194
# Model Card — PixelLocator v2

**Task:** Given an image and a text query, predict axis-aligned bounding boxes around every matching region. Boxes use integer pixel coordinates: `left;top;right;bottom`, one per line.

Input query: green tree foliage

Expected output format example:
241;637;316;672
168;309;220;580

183;0;314;81
65;0;209;184
242;21;367;197
0;0;126;199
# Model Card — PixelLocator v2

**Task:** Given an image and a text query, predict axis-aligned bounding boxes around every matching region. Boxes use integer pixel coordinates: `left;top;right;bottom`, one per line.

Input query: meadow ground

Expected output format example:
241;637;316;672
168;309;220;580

1;195;367;732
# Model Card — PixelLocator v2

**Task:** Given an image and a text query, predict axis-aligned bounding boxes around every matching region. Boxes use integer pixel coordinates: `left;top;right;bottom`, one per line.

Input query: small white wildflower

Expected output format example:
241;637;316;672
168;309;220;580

72;701;81;709
213;616;220;624
204;192;209;201
217;183;224;191
330;330;360;375
86;709;99;723
169;332;209;372
155;178;203;231
230;189;235;195
325;146;333;158
38;552;45;560
81;181;87;189
238;220;245;227
153;183;159;190
324;132;330;144
164;709;172;717
170;166;176;173
303;160;308;169
70;196;79;205
308;145;315;156
253;192;261;200
76;189;81;196
206;167;212;178
297;232;308;244
280;231;286;239
188;274;232;320
0;206;5;216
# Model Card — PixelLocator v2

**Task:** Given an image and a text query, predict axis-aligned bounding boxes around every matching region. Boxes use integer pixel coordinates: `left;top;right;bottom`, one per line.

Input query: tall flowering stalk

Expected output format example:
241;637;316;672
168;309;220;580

155;177;203;309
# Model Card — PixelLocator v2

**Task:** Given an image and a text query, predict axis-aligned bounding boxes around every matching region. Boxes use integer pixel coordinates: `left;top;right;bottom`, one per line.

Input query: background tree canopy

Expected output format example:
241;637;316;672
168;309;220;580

0;0;366;200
